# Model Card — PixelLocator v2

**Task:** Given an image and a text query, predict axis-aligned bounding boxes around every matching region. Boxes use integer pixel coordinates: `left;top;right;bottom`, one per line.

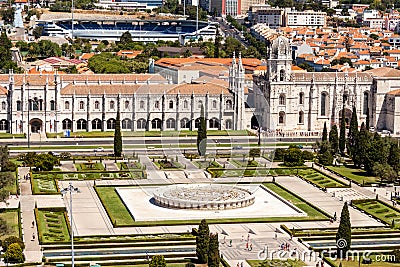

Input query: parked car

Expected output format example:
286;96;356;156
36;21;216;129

94;147;104;152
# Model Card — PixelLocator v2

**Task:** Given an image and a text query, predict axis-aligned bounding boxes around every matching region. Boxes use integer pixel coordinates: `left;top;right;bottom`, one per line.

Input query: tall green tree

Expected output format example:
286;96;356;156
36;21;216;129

339;107;346;155
388;141;400;174
353;123;370;168
149;255;166;267
197;105;207;156
347;106;359;157
329;124;339;155
196;219;210;264
336;202;351;258
208;233;220;267
214;28;221;58
114;110;122;157
322;122;328;142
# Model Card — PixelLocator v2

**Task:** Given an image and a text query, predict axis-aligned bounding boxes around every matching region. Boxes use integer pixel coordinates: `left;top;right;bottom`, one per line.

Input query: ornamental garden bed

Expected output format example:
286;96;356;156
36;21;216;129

75;162;105;171
352;199;400;228
35;208;70;244
247;259;305;267
297;169;348;189
230;159;259;168
326;165;378;185
117;161;143;170
150;156;184;170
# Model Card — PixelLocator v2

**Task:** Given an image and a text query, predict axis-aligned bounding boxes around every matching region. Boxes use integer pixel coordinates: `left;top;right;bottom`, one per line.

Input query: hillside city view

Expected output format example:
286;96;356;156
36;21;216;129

3;0;400;266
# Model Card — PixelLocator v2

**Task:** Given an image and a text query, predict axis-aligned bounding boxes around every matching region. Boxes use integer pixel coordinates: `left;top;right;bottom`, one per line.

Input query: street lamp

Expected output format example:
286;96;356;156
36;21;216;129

61;182;80;267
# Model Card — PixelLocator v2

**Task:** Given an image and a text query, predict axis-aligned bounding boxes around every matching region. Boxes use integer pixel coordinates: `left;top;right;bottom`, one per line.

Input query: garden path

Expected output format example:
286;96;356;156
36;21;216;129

19;167;42;263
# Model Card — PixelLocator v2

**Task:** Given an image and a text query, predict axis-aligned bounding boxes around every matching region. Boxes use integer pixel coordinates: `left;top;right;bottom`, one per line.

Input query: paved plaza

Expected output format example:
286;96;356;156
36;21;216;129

116;184;305;221
3;156;394;266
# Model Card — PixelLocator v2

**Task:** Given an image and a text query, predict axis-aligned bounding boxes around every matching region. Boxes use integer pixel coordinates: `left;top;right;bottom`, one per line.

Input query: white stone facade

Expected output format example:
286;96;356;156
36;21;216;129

0;60;246;134
254;36;400;134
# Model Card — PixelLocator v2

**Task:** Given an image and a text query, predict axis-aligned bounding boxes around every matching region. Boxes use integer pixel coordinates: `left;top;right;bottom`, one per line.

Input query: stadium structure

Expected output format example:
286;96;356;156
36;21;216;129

36;19;218;43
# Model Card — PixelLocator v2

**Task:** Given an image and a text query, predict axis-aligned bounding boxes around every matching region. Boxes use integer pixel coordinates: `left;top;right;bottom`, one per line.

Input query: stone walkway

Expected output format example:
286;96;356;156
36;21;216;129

276;176;383;227
19;167;42;263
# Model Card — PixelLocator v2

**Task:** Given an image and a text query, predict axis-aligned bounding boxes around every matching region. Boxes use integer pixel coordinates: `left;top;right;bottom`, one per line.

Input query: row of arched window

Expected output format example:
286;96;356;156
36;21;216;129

278;111;304;125
63;99;234;111
14;99;56;111
62;118;232;130
278;91;370;117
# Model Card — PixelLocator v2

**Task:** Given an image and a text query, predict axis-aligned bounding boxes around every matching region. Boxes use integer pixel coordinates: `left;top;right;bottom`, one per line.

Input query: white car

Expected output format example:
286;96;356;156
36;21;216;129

94;147;104;152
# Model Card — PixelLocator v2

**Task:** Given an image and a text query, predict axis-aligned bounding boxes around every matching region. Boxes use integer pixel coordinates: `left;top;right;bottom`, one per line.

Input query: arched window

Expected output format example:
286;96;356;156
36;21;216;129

125;100;129;110
363;92;369;115
155;101;160;109
62;119;72;130
279;111;285;124
92;118;102;130
225;119;232;130
137;118;146;129
226;100;232;110
65;101;70;110
280;69;285;81
198;100;203;109
109;101;115;110
166;118;175;129
299;92;304;105
122;118;132;129
16;101;21;111
169;100;173;109
95;101;100;110
152;118;161;129
107;118;116;129
209;118;220;128
279;94;286;105
50;100;55;111
140;100;145;109
321;92;328;116
29;98;41;111
0;120;8;131
1;101;6;110
299;111;304;124
183;100;188;109
212;100;217;109
195;118;201;128
79;101;84;110
180;118;190;128
76;119;87;130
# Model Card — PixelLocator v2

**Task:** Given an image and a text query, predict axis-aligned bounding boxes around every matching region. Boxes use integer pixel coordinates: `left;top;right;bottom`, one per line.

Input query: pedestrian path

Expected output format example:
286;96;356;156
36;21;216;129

19;167;42;263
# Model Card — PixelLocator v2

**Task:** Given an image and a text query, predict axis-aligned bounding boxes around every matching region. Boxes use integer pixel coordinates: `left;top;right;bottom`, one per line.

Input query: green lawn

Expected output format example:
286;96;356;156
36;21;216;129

36;209;70;244
263;183;328;219
330;255;400;267
3;172;18;195
326;165;378;185
75;162;105;171
247;259;305;267
0;133;25;139
117;161;143;170
95;186;135;226
231;159;259;168
33;171;143;180
353;200;400;227
0;209;20;240
47;130;251;138
297;169;348;188
32;178;58;194
208;167;304;178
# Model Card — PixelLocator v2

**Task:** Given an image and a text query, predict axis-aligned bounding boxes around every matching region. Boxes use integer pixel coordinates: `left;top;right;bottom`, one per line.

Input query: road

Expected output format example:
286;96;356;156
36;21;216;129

210;17;249;48
0;136;320;147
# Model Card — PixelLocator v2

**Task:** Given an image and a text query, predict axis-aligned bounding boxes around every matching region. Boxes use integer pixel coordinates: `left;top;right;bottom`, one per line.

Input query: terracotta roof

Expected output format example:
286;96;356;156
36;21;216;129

365;67;400;77
60;83;229;95
0;86;7;95
80;53;95;60
59;73;167;83
387;89;400;96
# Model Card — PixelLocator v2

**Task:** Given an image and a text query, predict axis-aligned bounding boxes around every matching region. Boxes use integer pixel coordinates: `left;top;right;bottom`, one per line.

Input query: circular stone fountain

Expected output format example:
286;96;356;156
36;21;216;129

153;184;255;210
